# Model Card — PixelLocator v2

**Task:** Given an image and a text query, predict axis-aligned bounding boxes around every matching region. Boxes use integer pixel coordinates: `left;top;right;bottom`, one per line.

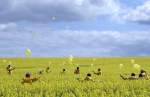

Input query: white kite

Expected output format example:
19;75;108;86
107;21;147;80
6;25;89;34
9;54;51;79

52;16;56;21
3;59;7;63
119;64;124;68
133;64;141;69
93;58;96;62
25;48;32;57
91;64;94;67
69;55;73;62
131;59;135;63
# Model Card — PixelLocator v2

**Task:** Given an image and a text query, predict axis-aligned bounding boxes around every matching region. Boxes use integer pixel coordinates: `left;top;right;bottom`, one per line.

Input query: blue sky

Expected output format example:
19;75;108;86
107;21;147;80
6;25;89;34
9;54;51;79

0;0;150;57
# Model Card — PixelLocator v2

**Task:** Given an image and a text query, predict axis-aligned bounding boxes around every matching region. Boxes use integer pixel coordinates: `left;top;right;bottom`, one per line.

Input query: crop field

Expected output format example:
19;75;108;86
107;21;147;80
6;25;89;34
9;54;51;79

0;57;150;97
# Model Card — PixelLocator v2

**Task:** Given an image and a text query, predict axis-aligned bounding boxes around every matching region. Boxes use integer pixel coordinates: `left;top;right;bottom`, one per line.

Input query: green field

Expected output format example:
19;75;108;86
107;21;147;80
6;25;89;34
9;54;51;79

0;57;150;97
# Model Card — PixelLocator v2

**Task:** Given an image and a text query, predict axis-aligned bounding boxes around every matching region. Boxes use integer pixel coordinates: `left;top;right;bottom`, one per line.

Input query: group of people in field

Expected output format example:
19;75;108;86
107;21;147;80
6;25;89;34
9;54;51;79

6;64;50;84
6;63;149;85
120;69;149;80
61;67;102;82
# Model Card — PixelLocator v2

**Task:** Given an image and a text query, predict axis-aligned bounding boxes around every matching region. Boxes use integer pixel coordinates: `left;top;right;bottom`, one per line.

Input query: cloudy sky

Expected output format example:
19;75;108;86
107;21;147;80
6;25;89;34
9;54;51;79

0;0;150;57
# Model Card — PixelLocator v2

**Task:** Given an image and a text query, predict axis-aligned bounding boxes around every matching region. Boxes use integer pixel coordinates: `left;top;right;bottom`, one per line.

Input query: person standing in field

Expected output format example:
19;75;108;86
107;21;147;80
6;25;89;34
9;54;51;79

74;67;80;74
6;64;15;75
93;68;102;75
45;67;51;73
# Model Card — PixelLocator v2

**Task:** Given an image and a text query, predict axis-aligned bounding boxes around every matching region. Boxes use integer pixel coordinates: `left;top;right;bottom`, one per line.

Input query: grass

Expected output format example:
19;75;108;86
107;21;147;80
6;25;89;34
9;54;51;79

0;57;150;97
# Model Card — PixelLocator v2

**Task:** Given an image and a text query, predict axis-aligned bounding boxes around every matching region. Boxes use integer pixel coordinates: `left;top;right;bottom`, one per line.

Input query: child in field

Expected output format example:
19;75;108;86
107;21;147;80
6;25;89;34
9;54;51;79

6;65;15;75
93;68;102;75
120;73;138;80
74;67;80;74
22;72;40;84
139;69;149;80
45;67;51;73
38;70;44;75
77;73;93;82
60;68;66;74
84;73;93;81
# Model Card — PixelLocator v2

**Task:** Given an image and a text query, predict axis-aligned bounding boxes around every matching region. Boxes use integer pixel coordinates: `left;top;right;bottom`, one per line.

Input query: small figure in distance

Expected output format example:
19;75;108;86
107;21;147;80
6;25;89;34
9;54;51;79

60;68;66;74
21;72;40;84
63;68;66;73
93;68;102;75
76;73;94;82
6;64;15;75
84;73;93;81
38;70;44;75
120;73;138;80
74;67;80;74
45;67;51;73
139;69;149;80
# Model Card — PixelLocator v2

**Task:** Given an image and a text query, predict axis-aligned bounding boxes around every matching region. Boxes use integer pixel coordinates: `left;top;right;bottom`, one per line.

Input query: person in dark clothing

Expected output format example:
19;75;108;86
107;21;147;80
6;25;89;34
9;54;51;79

74;67;80;74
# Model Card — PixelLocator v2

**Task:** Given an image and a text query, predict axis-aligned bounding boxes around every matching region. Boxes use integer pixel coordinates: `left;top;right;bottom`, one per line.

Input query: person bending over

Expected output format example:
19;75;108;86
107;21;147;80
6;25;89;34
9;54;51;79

93;68;102;75
120;73;138;80
84;73;93;81
139;69;149;80
22;72;40;84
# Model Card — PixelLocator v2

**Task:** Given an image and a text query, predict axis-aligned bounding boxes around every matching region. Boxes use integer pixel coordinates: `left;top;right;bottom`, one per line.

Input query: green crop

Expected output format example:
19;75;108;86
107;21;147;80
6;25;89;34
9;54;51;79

0;57;150;97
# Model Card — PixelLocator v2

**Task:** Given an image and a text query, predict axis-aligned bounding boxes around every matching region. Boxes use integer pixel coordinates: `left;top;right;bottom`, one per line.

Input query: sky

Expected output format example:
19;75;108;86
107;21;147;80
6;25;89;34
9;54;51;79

0;0;150;57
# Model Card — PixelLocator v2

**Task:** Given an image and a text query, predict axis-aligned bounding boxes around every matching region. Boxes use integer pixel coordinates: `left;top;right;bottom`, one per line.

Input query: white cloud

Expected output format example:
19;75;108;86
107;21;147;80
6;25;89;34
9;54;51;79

0;23;17;30
0;0;149;57
122;1;150;24
0;0;121;23
1;0;149;25
0;25;150;57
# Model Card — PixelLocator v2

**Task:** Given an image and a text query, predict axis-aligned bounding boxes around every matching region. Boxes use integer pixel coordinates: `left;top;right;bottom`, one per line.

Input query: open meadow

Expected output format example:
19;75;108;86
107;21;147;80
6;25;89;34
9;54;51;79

0;57;150;97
